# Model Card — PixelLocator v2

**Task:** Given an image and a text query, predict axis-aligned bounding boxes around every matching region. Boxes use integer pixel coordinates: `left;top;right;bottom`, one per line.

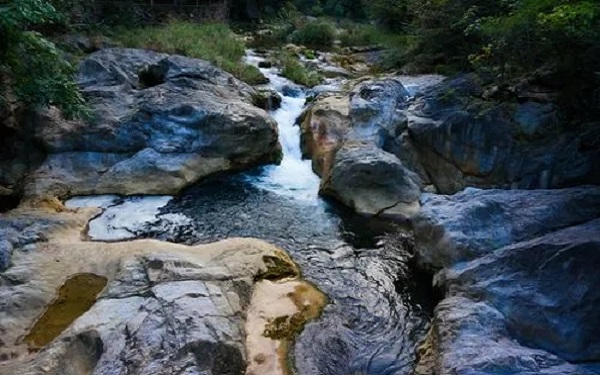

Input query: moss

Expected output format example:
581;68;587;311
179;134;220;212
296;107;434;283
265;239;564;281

24;273;107;349
438;87;457;103
255;252;300;281
263;313;305;340
263;283;327;341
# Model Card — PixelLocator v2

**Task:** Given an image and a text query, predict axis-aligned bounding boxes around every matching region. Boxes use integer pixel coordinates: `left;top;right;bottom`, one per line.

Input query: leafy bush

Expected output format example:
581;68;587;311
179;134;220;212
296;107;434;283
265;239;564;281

290;21;335;49
339;24;379;47
116;22;267;85
0;0;86;118
278;52;323;87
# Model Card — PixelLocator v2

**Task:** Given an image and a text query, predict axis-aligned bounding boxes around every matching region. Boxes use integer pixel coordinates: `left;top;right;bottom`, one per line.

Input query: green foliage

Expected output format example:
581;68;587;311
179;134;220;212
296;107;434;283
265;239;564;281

277;52;323;87
358;0;599;87
115;22;267;85
290;21;336;49
339;24;378;47
0;0;86;118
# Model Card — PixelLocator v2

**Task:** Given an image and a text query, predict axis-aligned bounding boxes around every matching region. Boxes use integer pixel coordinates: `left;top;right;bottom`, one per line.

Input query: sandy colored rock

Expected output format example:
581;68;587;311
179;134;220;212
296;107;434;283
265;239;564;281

0;205;325;375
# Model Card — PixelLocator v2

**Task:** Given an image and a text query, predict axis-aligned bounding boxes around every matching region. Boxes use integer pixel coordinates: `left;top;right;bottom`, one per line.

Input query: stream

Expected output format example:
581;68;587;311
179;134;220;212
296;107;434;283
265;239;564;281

66;50;434;375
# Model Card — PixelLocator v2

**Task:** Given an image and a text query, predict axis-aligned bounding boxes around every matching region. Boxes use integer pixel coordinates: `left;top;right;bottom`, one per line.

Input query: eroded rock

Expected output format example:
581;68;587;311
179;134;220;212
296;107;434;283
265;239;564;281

0;206;324;375
24;48;282;199
407;74;600;193
413;186;600;270
320;143;421;219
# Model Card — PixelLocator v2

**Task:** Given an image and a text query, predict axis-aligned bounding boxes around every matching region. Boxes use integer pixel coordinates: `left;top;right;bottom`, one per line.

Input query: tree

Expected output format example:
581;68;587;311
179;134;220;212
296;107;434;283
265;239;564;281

0;0;86;118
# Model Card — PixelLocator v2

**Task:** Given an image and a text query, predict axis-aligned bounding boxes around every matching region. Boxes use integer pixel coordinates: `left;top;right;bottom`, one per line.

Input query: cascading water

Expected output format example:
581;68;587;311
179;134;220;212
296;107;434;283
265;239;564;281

66;50;434;375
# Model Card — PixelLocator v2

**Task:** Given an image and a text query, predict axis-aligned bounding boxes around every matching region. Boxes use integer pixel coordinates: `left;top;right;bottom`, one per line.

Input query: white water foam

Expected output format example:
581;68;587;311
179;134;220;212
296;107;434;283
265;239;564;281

66;195;190;241
244;50;323;203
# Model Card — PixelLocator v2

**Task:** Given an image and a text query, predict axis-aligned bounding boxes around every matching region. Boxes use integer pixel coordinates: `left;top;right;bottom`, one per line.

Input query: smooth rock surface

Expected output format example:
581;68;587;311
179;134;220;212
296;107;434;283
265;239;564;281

412;186;600;374
320;143;421;218
413;186;600;269
443;219;600;363
25;48;281;199
0;205;324;375
299;77;423;215
418;297;598;375
407;74;600;193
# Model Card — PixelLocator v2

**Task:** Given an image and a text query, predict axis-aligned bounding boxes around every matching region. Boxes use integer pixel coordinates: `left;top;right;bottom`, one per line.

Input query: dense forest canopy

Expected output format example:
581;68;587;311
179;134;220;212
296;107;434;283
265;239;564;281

1;0;599;116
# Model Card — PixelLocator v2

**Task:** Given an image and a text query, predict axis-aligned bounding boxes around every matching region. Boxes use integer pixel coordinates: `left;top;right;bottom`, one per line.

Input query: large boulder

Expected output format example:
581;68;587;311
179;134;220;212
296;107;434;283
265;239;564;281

300;77;425;216
413;186;600;270
443;219;600;363
299;94;350;177
412;187;600;374
417;297;598;375
348;78;410;146
320;142;421;218
0;206;325;375
407;74;600;194
24;48;281;199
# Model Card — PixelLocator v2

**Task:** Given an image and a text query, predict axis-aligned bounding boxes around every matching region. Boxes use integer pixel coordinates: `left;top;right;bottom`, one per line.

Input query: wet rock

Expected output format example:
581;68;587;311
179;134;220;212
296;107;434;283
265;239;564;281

258;60;273;69
423;297;597;375
413;186;600;270
0;207;324;375
349;78;410;147
320;143;421;219
407;74;600;193
0;240;13;272
300;77;427;216
413;186;600;374
26;48;281;199
300;94;349;176
443;219;600;363
319;66;350;79
255;88;282;111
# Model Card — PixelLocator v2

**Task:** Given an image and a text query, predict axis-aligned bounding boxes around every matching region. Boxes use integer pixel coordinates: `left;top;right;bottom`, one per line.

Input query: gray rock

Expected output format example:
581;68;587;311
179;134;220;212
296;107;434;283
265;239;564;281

443;219;600;362
413;186;600;269
320;142;421;218
424;297;597;375
349;78;410;147
26;48;281;198
407;74;600;193
0;240;13;272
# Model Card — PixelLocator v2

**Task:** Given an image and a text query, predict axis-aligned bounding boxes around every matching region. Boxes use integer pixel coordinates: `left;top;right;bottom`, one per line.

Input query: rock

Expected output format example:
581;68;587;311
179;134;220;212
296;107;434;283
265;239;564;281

299;77;427;216
421;297;597;375
25;48;281;199
0;186;12;196
319;66;350;79
514;101;558;138
0;240;13;272
407;74;600;193
320;143;421;218
255;88;282;111
258;60;273;69
0;207;325;375
443;219;600;363
413;186;600;374
300;94;350;176
349;78;410;147
413;186;600;270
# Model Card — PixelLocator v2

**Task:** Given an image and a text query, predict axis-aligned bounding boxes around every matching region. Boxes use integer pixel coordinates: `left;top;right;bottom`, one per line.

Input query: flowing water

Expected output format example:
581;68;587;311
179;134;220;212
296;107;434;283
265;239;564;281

66;51;434;375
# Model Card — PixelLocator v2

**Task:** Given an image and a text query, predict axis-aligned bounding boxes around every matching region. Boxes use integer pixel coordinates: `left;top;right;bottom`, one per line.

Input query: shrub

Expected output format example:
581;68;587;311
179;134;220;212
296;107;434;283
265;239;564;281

278;52;323;87
115;22;266;85
339;24;379;47
0;0;86;118
290;21;335;49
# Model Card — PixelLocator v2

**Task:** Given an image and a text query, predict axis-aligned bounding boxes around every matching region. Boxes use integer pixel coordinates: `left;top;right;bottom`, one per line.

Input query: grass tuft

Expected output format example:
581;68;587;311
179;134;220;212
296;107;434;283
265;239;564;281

277;52;323;88
114;22;266;85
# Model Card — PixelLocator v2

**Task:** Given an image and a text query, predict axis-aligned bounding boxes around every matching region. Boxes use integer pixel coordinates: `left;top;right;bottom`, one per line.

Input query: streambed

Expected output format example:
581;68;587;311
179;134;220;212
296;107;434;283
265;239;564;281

66;51;434;375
